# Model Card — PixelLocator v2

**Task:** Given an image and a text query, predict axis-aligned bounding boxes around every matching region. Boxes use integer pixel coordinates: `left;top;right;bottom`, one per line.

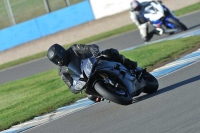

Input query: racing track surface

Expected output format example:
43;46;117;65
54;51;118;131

24;61;200;133
1;11;200;84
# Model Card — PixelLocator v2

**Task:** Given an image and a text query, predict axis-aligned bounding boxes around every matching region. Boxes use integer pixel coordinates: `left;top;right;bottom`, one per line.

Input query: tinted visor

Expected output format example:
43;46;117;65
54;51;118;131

47;44;65;66
51;54;63;65
48;49;64;65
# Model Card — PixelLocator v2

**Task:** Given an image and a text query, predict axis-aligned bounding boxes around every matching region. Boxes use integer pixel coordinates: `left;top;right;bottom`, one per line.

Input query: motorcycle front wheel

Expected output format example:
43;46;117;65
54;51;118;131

94;81;132;105
142;72;159;94
167;18;188;31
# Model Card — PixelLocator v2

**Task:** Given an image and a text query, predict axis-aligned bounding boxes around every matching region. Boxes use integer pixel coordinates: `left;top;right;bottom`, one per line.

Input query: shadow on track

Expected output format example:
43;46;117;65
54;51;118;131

132;75;200;104
188;24;200;30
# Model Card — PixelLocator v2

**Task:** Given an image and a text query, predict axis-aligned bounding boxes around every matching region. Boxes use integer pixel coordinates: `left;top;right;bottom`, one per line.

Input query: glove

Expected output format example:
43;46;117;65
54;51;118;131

92;51;101;57
100;48;119;58
124;59;138;70
89;44;100;57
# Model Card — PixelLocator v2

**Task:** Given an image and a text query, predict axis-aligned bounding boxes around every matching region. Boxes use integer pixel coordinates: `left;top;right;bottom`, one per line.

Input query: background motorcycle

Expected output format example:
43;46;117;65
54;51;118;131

141;2;187;35
67;56;159;105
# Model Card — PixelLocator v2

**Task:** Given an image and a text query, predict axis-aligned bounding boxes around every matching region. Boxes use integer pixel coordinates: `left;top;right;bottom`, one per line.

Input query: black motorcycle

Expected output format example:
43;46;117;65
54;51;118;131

67;56;159;105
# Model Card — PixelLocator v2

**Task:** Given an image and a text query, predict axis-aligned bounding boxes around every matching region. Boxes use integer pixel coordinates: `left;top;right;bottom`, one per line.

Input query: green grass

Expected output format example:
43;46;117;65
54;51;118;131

174;1;200;16
0;2;200;70
0;69;86;130
0;0;11;28
1;34;200;131
0;0;83;29
121;35;200;68
10;0;46;24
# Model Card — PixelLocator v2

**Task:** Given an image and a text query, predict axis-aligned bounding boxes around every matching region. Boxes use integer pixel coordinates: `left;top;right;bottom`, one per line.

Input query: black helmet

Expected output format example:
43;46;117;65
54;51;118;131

47;44;66;66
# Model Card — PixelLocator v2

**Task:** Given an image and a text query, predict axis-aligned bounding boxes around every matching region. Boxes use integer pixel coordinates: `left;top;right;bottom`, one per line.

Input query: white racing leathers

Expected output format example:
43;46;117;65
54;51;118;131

129;0;162;41
130;11;148;40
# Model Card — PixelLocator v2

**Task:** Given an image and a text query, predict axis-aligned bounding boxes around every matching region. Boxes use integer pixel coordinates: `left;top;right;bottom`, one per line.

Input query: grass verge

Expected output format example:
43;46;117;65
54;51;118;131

1;35;200;131
0;2;200;70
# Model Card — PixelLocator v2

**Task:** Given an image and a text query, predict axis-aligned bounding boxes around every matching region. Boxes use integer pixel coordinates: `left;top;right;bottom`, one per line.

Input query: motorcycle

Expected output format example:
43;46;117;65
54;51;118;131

67;56;159;105
141;2;187;35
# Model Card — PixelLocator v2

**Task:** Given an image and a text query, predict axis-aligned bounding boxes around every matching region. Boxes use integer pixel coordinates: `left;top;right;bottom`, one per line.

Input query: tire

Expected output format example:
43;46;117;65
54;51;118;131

143;73;159;94
178;22;188;31
94;81;132;105
167;18;187;31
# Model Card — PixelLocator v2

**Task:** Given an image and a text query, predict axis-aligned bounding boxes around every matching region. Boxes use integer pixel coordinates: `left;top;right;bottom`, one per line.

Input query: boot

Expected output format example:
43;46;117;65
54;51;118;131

142;31;154;42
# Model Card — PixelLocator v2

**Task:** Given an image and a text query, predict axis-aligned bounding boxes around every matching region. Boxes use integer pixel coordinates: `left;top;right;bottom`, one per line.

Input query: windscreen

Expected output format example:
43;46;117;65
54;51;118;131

67;58;82;77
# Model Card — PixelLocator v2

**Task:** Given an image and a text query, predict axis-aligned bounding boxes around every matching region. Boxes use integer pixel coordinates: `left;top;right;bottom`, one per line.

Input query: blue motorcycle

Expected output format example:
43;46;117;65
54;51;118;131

142;2;187;35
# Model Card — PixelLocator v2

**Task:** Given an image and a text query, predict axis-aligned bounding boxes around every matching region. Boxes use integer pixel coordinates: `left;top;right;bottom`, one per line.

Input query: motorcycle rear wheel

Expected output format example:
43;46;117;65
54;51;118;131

142;72;159;94
94;81;132;105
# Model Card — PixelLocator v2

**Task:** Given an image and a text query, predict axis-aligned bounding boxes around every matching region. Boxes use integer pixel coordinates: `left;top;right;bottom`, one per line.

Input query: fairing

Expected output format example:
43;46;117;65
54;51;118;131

68;57;142;96
91;60;136;95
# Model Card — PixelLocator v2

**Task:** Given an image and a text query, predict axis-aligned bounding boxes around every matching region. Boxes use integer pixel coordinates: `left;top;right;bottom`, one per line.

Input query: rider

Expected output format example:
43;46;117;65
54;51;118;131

130;0;162;42
47;44;138;100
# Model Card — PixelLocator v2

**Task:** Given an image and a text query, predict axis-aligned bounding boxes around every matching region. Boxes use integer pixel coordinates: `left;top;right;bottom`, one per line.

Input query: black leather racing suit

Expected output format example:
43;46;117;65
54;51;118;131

58;44;137;94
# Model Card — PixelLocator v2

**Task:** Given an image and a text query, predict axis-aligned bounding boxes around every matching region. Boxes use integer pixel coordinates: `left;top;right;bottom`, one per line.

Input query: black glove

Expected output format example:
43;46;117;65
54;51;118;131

100;48;119;58
89;44;100;57
124;59;138;70
92;51;101;57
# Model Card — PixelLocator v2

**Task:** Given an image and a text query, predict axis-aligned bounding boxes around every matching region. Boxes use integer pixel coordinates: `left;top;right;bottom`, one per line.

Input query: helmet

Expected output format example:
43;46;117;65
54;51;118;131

130;0;140;11
47;44;66;66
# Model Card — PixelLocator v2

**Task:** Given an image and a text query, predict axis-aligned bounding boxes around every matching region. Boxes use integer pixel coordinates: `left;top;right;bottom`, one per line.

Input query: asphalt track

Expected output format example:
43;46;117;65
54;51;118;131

1;11;200;84
23;61;200;133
